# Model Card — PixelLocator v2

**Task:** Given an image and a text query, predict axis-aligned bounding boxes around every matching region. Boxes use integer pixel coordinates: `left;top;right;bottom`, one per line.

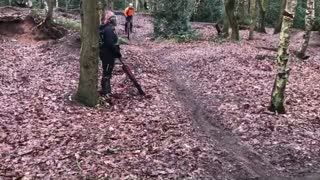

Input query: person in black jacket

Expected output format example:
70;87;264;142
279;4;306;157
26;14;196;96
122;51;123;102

99;11;122;95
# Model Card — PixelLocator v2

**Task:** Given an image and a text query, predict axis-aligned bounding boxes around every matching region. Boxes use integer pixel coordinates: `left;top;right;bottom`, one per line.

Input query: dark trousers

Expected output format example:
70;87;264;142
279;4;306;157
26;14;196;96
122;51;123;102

100;50;115;94
125;16;133;32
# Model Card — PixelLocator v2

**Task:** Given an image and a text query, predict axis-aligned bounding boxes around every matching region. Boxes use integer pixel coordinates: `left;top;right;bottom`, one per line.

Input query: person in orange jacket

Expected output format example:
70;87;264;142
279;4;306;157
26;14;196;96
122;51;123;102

124;3;134;33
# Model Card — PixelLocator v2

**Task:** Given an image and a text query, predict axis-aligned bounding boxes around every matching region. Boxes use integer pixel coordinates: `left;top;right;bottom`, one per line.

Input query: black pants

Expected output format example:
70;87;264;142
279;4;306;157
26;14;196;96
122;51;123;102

100;50;115;77
125;16;133;32
100;50;115;94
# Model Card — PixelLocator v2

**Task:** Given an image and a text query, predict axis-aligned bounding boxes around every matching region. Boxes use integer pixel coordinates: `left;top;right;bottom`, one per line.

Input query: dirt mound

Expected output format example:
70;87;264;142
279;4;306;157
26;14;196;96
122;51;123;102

0;16;35;42
0;7;67;42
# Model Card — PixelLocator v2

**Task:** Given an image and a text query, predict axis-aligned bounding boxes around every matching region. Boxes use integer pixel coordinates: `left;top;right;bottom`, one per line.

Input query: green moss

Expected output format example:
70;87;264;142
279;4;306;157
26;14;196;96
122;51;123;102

54;17;81;31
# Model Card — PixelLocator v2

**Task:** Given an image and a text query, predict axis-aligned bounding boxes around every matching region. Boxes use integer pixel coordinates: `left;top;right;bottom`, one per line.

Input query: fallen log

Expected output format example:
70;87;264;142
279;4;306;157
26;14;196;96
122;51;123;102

255;46;278;52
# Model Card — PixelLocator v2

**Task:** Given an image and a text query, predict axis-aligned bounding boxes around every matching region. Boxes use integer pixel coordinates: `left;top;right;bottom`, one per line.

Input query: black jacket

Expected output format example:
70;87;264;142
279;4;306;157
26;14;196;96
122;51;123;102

99;24;121;59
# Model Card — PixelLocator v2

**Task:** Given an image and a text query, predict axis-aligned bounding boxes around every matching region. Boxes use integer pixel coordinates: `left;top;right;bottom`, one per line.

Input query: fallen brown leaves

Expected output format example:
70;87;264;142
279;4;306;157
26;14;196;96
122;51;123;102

0;28;209;179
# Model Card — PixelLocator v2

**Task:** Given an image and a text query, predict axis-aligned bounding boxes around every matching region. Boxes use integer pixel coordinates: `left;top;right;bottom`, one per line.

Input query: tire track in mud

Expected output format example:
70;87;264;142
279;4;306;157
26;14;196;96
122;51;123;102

150;45;289;180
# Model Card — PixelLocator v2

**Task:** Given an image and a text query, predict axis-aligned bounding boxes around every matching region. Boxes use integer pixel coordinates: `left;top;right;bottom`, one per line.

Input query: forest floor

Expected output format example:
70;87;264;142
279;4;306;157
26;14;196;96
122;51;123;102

1;8;320;180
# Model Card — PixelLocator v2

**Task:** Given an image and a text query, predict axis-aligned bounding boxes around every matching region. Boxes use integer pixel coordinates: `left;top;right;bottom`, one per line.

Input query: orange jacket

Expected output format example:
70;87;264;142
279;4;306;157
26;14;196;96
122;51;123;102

124;7;134;17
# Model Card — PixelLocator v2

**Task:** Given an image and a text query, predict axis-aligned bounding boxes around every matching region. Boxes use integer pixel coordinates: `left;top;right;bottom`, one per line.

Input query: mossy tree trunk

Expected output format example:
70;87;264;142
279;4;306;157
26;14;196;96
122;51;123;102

225;0;239;40
274;0;287;34
75;0;100;107
297;0;315;59
249;0;257;40
269;0;298;114
257;0;267;33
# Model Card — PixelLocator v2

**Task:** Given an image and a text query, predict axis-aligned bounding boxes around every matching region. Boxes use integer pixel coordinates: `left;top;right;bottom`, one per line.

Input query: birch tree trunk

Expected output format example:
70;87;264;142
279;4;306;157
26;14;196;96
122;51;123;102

9;0;12;6
269;0;298;114
76;0;100;107
274;0;287;34
135;0;139;10
297;0;315;59
225;0;239;40
249;0;257;40
56;0;58;8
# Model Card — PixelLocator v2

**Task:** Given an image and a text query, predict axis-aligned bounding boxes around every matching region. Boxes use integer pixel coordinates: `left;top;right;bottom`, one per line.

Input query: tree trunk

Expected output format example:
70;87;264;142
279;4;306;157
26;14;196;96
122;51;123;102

269;0;298;114
109;0;114;10
257;0;267;33
99;0;107;24
56;0;58;8
139;0;144;10
149;0;154;11
236;0;247;25
225;0;240;40
297;0;315;59
249;0;257;40
43;0;48;13
65;0;69;10
46;0;54;23
274;0;287;34
223;13;229;37
76;0;100;107
9;0;12;6
135;0;139;10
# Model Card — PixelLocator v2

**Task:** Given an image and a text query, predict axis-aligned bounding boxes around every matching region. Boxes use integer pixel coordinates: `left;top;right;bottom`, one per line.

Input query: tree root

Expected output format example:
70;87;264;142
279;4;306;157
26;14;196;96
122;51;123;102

295;51;310;60
32;18;66;40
